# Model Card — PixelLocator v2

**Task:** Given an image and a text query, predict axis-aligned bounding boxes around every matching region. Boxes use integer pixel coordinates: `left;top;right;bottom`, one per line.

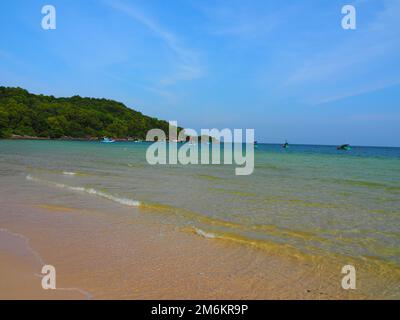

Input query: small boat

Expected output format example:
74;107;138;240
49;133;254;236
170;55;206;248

282;140;289;149
101;137;115;143
337;144;351;151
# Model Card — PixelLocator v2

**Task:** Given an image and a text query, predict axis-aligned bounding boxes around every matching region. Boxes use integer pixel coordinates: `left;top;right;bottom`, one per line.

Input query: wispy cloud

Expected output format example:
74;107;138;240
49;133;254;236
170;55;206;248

280;0;400;105
312;80;400;105
103;0;203;88
102;71;179;104
284;39;394;86
196;1;282;39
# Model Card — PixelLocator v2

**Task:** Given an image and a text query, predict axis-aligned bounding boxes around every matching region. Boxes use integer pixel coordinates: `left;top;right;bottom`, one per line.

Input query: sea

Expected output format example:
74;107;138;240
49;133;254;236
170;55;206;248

0;139;399;272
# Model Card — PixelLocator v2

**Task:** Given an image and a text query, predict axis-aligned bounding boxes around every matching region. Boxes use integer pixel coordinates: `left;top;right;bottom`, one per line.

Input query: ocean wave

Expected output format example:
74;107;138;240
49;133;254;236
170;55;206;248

193;227;217;239
186;226;306;259
26;175;140;207
26;166;93;177
338;179;400;192
62;171;77;176
140;201;327;244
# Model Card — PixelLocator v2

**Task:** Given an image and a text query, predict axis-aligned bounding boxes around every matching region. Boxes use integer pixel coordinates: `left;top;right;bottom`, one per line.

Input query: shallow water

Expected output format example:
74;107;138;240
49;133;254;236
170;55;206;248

0;139;399;268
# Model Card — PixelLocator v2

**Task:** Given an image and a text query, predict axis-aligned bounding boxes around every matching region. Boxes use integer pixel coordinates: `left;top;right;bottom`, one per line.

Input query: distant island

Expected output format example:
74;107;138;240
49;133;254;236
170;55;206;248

0;86;177;140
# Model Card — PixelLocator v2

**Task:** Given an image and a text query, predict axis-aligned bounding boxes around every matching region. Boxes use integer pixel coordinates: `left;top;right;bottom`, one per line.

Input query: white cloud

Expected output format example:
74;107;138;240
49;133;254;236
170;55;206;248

282;0;400;104
196;1;282;39
103;0;203;88
312;80;400;105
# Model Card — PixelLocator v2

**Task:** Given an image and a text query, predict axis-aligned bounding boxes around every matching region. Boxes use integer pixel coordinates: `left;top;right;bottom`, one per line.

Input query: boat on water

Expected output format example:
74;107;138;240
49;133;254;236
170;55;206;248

282;140;289;149
101;137;115;143
337;144;351;151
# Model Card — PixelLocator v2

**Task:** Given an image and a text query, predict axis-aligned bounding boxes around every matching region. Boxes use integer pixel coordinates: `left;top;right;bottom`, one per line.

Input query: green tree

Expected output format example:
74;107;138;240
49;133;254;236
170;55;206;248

0;86;178;139
0;109;9;138
107;119;128;138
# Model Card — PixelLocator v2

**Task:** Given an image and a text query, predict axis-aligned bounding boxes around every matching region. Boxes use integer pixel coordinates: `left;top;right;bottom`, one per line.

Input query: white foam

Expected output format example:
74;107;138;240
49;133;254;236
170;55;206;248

62;171;77;176
84;188;140;207
194;227;216;239
26;175;140;207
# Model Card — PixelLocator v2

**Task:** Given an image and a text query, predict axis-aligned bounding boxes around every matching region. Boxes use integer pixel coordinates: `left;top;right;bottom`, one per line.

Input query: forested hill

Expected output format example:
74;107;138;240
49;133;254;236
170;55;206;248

0;86;173;139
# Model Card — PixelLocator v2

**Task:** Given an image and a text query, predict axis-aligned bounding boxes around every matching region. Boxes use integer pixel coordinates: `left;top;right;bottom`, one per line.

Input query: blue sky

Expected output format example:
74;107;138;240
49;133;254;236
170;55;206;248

0;0;399;146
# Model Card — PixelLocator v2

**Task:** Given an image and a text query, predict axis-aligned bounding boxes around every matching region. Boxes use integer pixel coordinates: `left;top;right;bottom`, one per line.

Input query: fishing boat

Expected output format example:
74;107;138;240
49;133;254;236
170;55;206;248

101;137;115;143
337;144;351;151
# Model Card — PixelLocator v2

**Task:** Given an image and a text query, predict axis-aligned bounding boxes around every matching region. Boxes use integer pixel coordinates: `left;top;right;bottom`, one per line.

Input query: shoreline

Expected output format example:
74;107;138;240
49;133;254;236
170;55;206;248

0;228;88;300
3;135;142;142
1;192;394;300
2;137;399;148
1;141;399;299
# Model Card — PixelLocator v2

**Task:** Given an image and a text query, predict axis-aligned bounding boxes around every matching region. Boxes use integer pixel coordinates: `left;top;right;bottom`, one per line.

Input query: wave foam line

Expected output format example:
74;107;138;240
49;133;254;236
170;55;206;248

62;171;76;176
193;227;217;239
26;175;140;207
187;226;308;260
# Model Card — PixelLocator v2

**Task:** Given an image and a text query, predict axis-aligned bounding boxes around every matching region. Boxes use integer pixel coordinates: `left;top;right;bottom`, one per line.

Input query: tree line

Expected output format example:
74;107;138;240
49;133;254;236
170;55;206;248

0;86;175;139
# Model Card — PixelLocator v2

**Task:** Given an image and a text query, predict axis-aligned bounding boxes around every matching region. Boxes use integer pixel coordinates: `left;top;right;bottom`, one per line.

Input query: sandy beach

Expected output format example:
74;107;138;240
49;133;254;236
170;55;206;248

0;206;351;299
1;140;399;300
0;229;86;299
1;0;400;304
0;185;394;300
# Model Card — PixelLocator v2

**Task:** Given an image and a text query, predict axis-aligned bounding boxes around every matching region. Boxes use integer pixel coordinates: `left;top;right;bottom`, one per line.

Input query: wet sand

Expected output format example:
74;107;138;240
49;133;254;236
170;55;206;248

0;203;366;299
0;181;398;300
2;139;400;300
0;229;85;299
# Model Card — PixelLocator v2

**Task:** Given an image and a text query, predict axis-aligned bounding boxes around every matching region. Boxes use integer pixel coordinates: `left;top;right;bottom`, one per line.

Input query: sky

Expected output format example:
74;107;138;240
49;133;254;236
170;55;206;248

0;0;399;146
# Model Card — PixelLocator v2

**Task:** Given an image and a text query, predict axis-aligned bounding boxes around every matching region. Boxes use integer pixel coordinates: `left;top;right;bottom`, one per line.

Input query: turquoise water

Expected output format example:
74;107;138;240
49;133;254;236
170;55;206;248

0;140;399;266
